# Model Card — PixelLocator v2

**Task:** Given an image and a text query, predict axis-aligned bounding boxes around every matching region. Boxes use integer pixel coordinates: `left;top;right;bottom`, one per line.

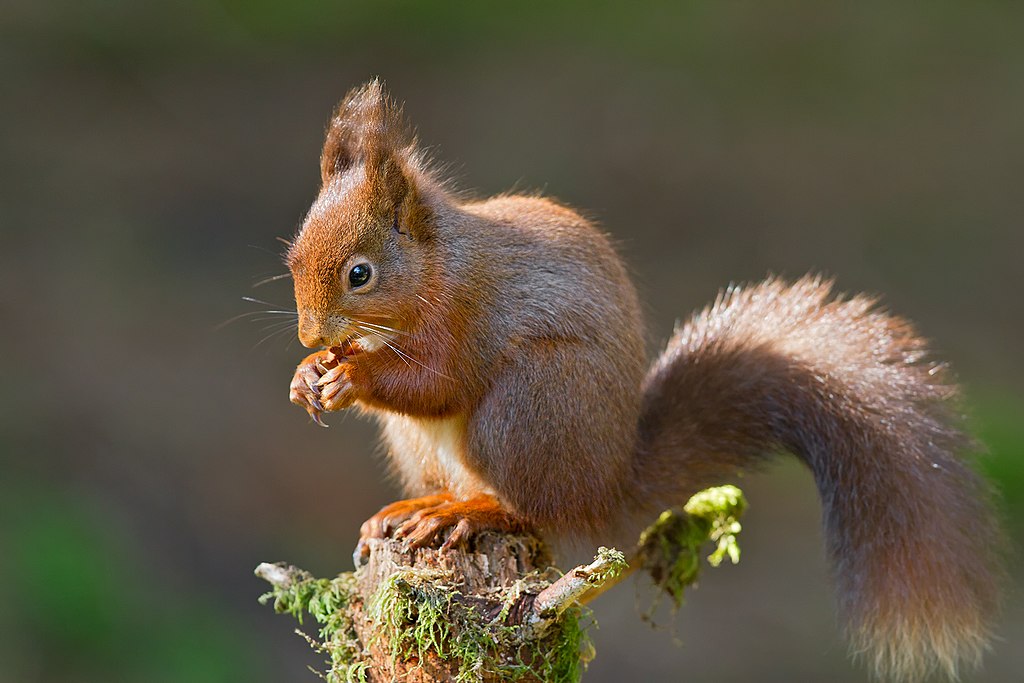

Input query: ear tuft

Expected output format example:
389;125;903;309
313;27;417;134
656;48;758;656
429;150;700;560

320;78;415;184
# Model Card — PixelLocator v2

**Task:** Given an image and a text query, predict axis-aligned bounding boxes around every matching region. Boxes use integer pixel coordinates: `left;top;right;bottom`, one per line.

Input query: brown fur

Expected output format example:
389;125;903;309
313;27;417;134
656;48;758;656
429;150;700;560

285;80;1003;681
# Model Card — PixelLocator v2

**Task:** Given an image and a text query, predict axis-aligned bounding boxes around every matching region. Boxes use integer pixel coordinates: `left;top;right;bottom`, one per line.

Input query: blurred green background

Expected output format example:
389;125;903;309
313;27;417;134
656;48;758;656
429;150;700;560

1;2;1021;681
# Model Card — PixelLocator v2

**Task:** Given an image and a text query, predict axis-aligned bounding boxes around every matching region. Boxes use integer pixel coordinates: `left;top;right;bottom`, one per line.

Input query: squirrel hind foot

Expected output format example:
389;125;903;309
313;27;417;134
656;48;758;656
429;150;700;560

356;493;528;559
354;493;453;565
393;495;529;553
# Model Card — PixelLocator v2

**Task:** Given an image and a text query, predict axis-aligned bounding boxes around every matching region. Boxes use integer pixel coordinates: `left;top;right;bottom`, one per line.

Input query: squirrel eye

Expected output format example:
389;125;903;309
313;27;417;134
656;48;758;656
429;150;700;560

348;263;372;288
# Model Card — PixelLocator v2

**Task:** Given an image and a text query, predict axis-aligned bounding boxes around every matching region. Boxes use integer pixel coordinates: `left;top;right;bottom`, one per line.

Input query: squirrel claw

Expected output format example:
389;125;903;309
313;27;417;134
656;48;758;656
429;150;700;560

317;365;347;387
440;518;473;553
393;513;438;547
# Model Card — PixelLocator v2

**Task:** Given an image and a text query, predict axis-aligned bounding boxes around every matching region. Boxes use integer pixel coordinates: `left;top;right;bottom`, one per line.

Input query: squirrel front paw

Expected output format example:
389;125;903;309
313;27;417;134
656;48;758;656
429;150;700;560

289;350;356;426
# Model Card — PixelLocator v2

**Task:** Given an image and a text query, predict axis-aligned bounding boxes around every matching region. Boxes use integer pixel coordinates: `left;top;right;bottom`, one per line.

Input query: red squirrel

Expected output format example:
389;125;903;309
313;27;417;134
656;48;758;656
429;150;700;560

284;80;1002;681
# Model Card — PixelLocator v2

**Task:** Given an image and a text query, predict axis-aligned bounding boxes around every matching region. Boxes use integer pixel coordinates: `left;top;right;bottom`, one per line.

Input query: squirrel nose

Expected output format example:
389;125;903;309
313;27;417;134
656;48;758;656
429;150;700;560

298;333;323;349
298;319;325;348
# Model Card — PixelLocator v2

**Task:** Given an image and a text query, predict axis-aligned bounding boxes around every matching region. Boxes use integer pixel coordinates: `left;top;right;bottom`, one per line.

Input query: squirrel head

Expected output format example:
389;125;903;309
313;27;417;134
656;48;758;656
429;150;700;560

287;80;436;351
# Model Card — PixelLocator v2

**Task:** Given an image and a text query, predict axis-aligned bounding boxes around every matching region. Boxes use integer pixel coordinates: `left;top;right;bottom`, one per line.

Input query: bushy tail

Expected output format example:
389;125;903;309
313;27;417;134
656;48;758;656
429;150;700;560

636;275;1003;682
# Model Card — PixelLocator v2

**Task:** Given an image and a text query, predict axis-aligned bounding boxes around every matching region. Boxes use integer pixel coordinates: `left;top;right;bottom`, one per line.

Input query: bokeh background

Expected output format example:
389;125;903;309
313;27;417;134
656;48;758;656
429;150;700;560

2;2;1022;681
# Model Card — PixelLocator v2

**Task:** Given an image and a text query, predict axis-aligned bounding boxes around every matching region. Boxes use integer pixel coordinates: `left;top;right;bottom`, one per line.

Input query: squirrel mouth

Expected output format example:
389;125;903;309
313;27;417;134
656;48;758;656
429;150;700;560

328;339;363;359
328;328;395;358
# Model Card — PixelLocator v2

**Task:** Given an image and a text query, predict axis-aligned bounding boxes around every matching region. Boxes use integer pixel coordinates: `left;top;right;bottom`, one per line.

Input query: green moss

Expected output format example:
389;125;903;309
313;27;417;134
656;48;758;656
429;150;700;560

683;485;746;567
367;564;592;682
259;568;366;682
366;567;453;669
638;485;747;609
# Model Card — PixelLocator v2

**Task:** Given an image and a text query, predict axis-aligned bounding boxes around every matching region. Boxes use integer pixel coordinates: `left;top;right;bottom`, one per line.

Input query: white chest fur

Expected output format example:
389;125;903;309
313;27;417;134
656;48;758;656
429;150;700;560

378;413;491;499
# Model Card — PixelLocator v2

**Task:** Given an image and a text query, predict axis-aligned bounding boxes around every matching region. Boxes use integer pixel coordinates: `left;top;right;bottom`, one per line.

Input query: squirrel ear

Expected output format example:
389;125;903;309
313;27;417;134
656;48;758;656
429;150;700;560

373;149;434;241
320;78;415;185
321;80;431;238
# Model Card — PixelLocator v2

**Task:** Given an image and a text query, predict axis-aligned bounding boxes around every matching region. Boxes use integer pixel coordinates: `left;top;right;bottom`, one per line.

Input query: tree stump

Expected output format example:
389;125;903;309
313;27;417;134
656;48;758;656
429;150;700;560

257;534;626;682
256;486;746;683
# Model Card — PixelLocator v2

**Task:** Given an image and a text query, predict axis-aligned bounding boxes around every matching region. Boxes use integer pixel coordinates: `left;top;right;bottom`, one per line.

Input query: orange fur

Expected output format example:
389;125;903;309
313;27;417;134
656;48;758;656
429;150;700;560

284;80;1004;681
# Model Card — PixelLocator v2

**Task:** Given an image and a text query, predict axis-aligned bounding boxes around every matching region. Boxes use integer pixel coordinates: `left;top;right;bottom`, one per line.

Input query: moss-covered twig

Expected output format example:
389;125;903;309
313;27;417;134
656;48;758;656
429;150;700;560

578;485;748;609
529;547;627;623
639;484;746;609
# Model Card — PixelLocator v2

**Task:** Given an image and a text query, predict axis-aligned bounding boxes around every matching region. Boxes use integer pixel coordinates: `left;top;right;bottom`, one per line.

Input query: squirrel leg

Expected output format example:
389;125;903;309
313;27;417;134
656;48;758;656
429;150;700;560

392;494;529;552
